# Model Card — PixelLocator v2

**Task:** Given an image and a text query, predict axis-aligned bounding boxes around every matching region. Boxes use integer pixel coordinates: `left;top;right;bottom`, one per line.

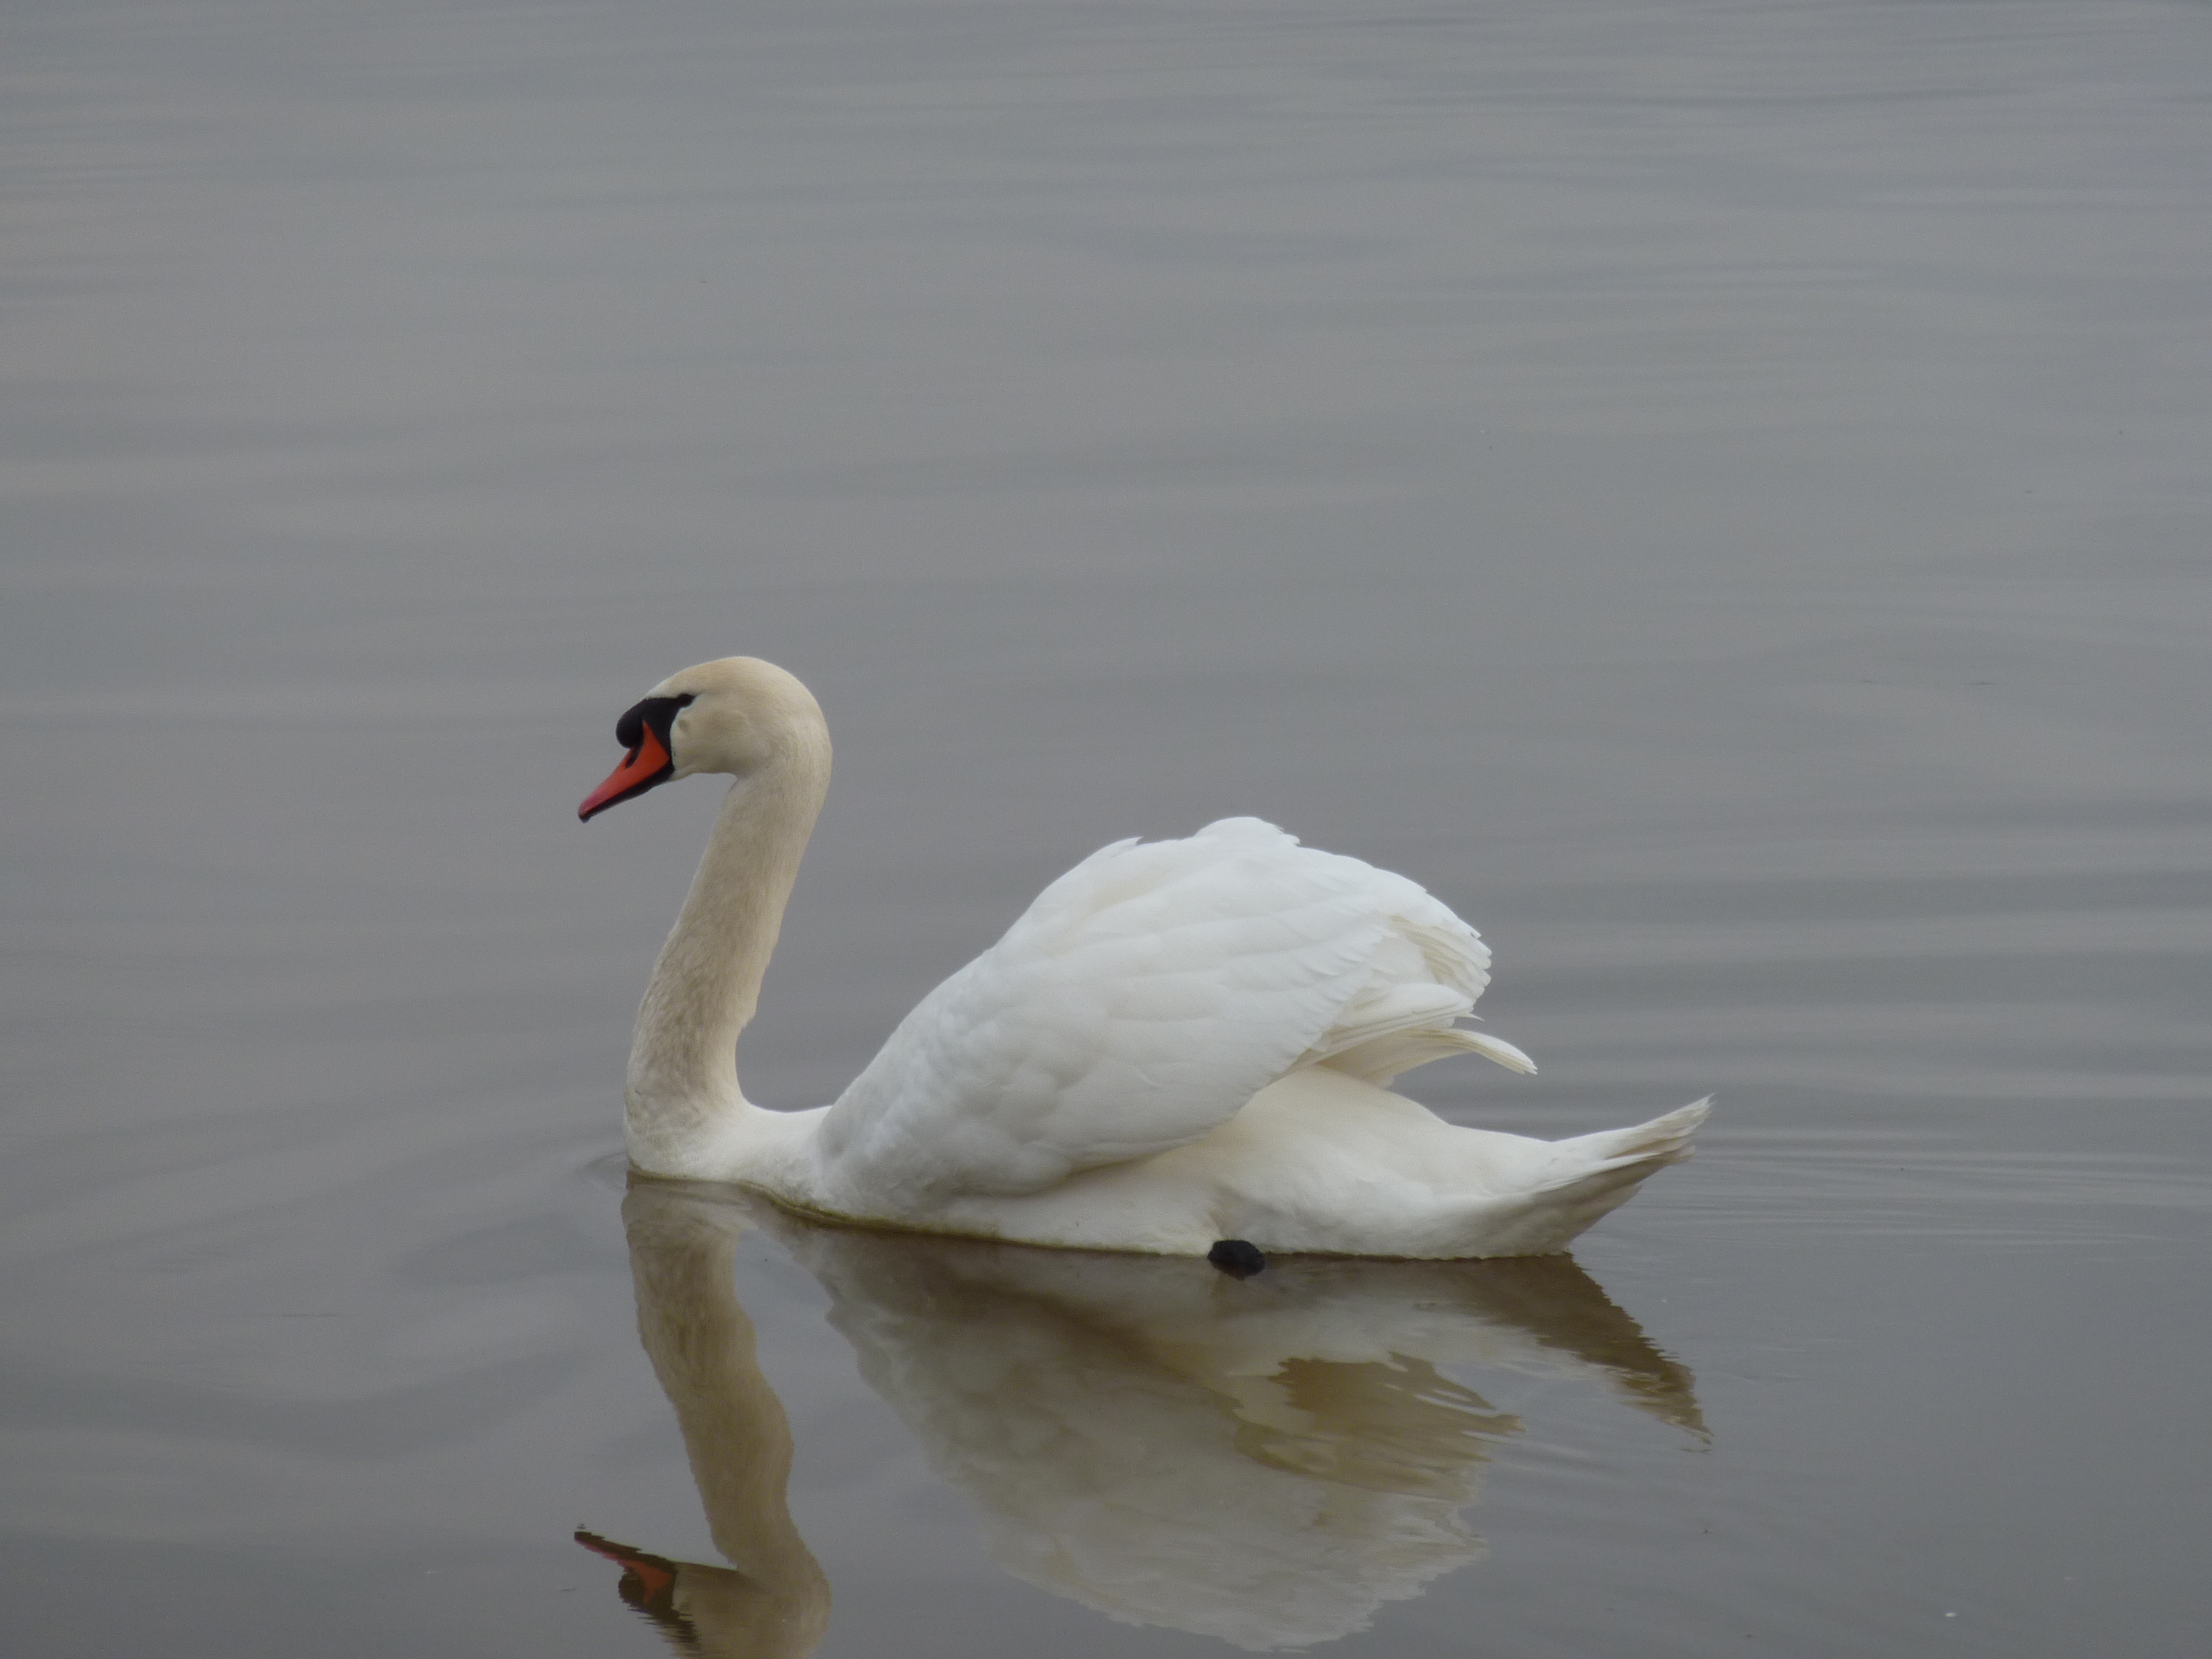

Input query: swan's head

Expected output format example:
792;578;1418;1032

579;657;827;822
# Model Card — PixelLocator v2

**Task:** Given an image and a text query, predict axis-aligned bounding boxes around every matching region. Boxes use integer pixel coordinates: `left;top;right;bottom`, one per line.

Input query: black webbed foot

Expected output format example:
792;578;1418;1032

1208;1239;1267;1278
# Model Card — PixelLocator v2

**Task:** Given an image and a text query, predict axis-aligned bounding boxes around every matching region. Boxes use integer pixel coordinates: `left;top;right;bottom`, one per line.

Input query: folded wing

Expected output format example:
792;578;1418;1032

816;819;1530;1207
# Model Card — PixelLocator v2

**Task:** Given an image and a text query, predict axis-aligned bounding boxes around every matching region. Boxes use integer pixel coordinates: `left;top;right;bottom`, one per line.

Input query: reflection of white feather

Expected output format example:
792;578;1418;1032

953;1356;1487;1649
828;1278;1490;1647
753;1194;1704;1649
593;1185;1701;1654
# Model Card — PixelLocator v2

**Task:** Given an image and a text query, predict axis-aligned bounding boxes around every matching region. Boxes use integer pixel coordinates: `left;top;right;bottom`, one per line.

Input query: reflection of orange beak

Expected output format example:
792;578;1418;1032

579;726;672;821
575;1529;679;1603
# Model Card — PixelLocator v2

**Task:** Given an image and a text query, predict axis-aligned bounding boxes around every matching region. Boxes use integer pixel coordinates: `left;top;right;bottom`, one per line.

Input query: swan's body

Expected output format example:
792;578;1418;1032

583;657;1705;1259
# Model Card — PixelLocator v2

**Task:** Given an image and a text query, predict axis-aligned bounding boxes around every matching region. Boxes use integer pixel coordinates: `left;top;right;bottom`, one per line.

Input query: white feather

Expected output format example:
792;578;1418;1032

599;657;1708;1258
816;820;1520;1209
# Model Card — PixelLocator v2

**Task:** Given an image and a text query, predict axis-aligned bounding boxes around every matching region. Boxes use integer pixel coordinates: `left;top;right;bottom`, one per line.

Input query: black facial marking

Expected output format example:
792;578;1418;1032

615;692;694;754
1208;1239;1267;1278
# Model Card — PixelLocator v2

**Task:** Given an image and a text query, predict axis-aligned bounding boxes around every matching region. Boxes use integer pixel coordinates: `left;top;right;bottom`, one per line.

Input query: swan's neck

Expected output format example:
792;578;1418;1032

626;729;830;1173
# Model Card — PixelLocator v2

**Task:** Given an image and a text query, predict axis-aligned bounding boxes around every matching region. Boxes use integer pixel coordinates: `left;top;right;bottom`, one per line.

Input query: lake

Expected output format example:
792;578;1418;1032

4;1;2209;1653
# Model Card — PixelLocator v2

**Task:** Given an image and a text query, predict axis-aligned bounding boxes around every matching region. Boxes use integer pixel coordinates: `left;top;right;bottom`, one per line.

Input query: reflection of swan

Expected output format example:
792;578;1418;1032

588;1180;1703;1652
579;657;1707;1257
578;1188;830;1659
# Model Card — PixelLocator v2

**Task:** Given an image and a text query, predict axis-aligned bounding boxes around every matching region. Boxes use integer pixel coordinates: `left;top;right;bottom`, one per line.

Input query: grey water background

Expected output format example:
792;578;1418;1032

5;0;2210;1652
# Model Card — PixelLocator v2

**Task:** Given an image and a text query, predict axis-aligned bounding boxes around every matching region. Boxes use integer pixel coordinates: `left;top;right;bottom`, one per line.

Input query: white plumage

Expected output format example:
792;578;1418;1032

584;657;1706;1258
820;817;1530;1205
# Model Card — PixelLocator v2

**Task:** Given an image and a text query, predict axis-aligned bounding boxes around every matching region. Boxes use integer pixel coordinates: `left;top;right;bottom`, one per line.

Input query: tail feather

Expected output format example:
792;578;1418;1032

1455;1098;1710;1256
1538;1097;1710;1187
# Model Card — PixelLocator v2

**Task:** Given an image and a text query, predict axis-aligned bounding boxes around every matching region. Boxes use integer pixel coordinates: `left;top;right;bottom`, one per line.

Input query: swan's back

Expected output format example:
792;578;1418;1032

814;819;1530;1212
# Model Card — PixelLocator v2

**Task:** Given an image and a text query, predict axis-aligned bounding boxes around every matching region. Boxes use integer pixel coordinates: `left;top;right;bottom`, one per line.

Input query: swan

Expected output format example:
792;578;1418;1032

580;656;1706;1258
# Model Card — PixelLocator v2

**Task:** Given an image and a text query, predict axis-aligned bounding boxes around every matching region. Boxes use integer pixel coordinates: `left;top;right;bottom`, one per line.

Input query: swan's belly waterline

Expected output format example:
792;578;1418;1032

626;1070;1699;1261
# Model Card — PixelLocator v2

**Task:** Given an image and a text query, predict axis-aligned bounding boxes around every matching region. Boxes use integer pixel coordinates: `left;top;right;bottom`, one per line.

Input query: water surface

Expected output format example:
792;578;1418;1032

4;1;2210;1654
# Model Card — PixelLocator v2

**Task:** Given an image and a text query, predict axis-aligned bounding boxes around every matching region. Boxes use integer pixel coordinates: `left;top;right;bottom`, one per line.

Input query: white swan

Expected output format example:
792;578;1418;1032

581;657;1706;1258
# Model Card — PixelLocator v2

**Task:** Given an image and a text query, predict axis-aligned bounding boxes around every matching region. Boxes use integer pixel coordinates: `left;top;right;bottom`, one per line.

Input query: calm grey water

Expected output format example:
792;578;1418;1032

5;1;2210;1652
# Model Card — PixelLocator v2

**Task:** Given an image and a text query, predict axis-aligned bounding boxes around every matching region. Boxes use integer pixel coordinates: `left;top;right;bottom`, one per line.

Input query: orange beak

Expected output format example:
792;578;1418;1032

578;725;673;821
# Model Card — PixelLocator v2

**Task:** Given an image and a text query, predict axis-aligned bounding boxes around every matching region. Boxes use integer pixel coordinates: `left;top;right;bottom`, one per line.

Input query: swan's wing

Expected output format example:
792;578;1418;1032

817;819;1529;1205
